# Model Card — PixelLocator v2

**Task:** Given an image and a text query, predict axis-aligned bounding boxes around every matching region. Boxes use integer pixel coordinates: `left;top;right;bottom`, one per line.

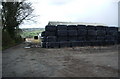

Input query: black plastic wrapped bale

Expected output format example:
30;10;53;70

46;42;53;48
57;25;67;30
85;41;91;46
105;35;115;45
77;25;86;30
68;30;77;36
77;41;87;46
87;40;101;46
41;42;46;48
109;27;118;31
77;36;86;41
68;36;77;42
86;25;96;30
112;30;118;36
41;31;46;37
53;42;60;48
118;32;120;44
77;29;87;36
105;40;115;45
46;36;56;42
106;27;118;32
105;27;110;31
106;30;118;36
106;30;112;35
96;36;105;42
95;26;106;30
112;31;118;42
91;40;102;46
59;42;71;48
57;30;68;36
67;25;77;30
86;36;96;41
71;41;81;47
46;42;59;48
57;36;68;42
41;37;47;42
94;38;106;46
23;38;26;41
96;30;106;36
88;40;97;46
105;35;115;41
45;31;56;36
34;36;38;39
45;25;56;31
87;30;97;36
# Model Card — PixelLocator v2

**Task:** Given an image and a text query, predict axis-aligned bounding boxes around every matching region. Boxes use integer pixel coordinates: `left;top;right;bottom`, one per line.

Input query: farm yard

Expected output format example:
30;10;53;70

1;0;120;78
2;43;119;77
2;23;120;77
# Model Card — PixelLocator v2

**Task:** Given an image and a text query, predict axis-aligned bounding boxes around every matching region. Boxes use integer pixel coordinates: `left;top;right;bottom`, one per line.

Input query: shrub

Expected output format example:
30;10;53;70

2;31;23;50
2;31;16;50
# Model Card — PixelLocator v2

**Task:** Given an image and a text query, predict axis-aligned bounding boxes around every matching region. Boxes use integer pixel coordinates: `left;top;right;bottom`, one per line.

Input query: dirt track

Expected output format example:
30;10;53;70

2;43;119;77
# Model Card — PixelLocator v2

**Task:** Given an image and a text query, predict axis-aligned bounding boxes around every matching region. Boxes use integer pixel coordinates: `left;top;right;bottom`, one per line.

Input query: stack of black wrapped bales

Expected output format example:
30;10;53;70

41;24;118;48
117;31;120;44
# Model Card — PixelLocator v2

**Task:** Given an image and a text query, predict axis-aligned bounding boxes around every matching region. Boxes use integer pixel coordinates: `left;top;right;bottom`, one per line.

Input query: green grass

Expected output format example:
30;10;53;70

21;28;45;38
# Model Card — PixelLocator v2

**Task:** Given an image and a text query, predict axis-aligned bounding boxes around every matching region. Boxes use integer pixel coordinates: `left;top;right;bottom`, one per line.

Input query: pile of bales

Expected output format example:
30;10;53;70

41;25;119;48
118;32;120;44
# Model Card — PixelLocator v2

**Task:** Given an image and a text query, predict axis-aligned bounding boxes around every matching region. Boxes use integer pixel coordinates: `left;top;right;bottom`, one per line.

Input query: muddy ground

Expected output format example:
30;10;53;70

2;43;119;77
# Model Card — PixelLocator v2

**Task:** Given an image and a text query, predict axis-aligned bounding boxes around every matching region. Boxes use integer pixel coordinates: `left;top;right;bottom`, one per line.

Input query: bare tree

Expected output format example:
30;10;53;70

1;0;34;38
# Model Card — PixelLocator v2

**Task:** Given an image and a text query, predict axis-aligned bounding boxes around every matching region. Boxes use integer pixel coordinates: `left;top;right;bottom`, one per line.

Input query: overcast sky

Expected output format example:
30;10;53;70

20;0;119;28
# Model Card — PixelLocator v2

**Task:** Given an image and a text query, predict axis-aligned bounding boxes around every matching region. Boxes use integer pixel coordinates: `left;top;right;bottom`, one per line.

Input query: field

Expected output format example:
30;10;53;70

21;28;44;38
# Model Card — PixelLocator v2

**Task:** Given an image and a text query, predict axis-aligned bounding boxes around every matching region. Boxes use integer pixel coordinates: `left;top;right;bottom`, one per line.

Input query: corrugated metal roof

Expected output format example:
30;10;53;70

48;21;106;26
